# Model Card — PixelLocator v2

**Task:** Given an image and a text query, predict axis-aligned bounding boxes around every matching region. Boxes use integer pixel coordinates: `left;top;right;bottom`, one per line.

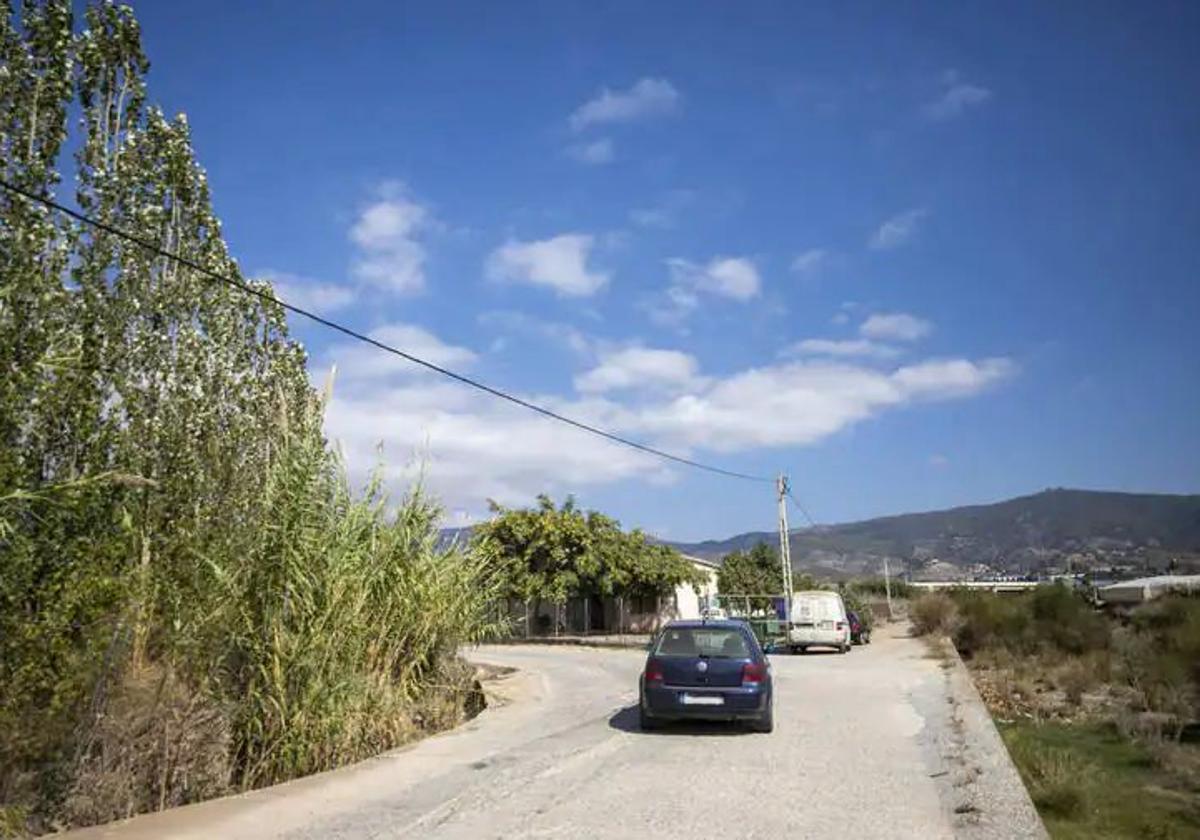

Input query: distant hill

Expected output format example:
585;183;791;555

667;489;1200;578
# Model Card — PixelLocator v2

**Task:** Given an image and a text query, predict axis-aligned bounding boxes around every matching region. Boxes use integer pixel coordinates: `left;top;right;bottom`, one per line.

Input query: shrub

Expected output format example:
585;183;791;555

947;584;1108;658
951;591;1031;655
1030;584;1110;655
1117;595;1200;731
62;665;231;827
911;592;959;636
1056;657;1101;707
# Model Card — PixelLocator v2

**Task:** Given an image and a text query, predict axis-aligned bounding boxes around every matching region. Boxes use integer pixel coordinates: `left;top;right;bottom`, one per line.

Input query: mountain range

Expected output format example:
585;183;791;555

666;488;1200;578
442;489;1200;579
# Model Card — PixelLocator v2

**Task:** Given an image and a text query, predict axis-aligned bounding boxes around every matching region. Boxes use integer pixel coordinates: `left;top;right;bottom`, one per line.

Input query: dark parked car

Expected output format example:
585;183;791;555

847;610;871;645
638;619;773;732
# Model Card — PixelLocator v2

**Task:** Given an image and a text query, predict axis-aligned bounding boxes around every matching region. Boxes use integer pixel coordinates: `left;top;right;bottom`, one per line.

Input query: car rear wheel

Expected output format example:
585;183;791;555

638;704;662;731
750;704;774;733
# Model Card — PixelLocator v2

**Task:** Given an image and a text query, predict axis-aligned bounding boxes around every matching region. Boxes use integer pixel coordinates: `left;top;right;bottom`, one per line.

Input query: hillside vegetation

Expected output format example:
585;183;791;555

672;488;1200;574
1;3;499;833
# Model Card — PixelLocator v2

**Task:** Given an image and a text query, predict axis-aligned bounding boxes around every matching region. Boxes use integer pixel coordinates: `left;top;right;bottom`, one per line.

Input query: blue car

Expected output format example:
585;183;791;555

638;619;774;733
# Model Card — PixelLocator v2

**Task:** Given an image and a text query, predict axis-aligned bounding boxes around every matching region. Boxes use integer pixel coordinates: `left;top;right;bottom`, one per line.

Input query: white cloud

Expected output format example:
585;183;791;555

569;77;680;132
649;257;761;327
324;384;669;514
859;312;932;342
929;454;950;468
790;248;829;275
785;338;901;359
575;347;707;394
869;208;928;250
669;257;761;300
257;270;355;314
349;186;431;294
633;360;1017;456
485;233;609;297
320;323;1015;518
923;70;992;120
625;357;1014;453
322;323;476;385
566;137;614;165
892;357;1014;398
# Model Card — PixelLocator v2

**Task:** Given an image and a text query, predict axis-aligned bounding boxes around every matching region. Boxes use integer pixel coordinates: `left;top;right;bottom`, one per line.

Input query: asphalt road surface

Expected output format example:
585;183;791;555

67;624;1045;840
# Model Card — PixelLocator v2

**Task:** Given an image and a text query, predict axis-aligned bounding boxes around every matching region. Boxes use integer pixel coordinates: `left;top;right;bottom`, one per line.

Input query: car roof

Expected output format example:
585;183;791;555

664;619;751;630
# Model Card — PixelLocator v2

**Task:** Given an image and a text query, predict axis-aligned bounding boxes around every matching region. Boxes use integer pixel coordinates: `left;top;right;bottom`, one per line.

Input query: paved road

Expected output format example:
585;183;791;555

68;625;1044;840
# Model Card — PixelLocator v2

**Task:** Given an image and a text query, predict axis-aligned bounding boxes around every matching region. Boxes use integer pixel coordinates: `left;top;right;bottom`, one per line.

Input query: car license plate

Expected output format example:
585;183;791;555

680;693;724;706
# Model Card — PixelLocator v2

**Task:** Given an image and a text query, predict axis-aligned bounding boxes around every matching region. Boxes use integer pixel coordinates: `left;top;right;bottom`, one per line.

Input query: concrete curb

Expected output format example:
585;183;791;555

935;637;1049;839
487;636;649;650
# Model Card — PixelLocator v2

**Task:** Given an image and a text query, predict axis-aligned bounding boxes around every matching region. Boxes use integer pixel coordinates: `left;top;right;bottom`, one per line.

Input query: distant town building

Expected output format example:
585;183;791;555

1098;575;1200;605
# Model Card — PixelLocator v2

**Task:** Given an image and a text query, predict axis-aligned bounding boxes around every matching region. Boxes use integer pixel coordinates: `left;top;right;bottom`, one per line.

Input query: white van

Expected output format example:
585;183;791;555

787;591;851;654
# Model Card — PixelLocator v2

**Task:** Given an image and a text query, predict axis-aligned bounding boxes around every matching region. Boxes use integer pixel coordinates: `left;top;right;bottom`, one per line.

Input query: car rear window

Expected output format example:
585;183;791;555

654;627;751;659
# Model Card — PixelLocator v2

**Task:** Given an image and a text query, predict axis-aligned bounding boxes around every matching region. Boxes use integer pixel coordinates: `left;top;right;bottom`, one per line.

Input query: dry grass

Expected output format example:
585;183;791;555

911;592;959;637
63;665;232;828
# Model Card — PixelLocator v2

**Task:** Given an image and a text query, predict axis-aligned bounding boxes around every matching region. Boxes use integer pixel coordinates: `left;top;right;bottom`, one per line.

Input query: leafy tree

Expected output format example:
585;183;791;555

473;495;703;622
717;541;785;612
1;2;500;829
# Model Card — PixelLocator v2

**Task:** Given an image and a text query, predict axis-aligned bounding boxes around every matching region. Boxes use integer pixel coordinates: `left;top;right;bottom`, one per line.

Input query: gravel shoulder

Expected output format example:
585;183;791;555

61;625;1045;839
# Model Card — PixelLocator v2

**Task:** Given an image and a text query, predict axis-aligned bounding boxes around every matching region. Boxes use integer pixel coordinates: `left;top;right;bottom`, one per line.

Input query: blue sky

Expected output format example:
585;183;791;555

131;1;1200;539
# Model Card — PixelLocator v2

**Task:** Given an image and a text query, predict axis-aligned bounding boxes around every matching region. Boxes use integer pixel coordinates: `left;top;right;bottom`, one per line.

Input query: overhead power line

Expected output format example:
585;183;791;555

785;487;820;529
1;178;773;484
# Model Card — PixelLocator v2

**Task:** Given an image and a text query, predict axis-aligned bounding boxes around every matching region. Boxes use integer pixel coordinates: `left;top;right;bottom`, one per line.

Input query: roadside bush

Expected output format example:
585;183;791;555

1115;595;1200;734
62;665;231;827
948;584;1108;658
951;592;1031;655
911;592;958;636
1030;585;1110;655
1056;657;1103;707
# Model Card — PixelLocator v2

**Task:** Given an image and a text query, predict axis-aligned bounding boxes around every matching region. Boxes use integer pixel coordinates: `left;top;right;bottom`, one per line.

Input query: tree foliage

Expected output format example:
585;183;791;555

472;494;703;607
717;541;785;604
1;2;500;830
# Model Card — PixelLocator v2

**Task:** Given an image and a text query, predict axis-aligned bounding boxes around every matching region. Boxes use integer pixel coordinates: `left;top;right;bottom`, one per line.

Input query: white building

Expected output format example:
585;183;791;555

672;554;720;620
1099;575;1200;605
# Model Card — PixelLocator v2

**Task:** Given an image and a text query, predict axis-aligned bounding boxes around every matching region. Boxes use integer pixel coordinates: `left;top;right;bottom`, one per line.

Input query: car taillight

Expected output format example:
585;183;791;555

836;622;846;630
741;662;766;685
644;660;665;684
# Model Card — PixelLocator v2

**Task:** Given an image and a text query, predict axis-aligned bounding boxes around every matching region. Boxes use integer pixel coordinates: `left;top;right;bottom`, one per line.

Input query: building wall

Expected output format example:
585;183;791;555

674;560;718;620
499;558;721;635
